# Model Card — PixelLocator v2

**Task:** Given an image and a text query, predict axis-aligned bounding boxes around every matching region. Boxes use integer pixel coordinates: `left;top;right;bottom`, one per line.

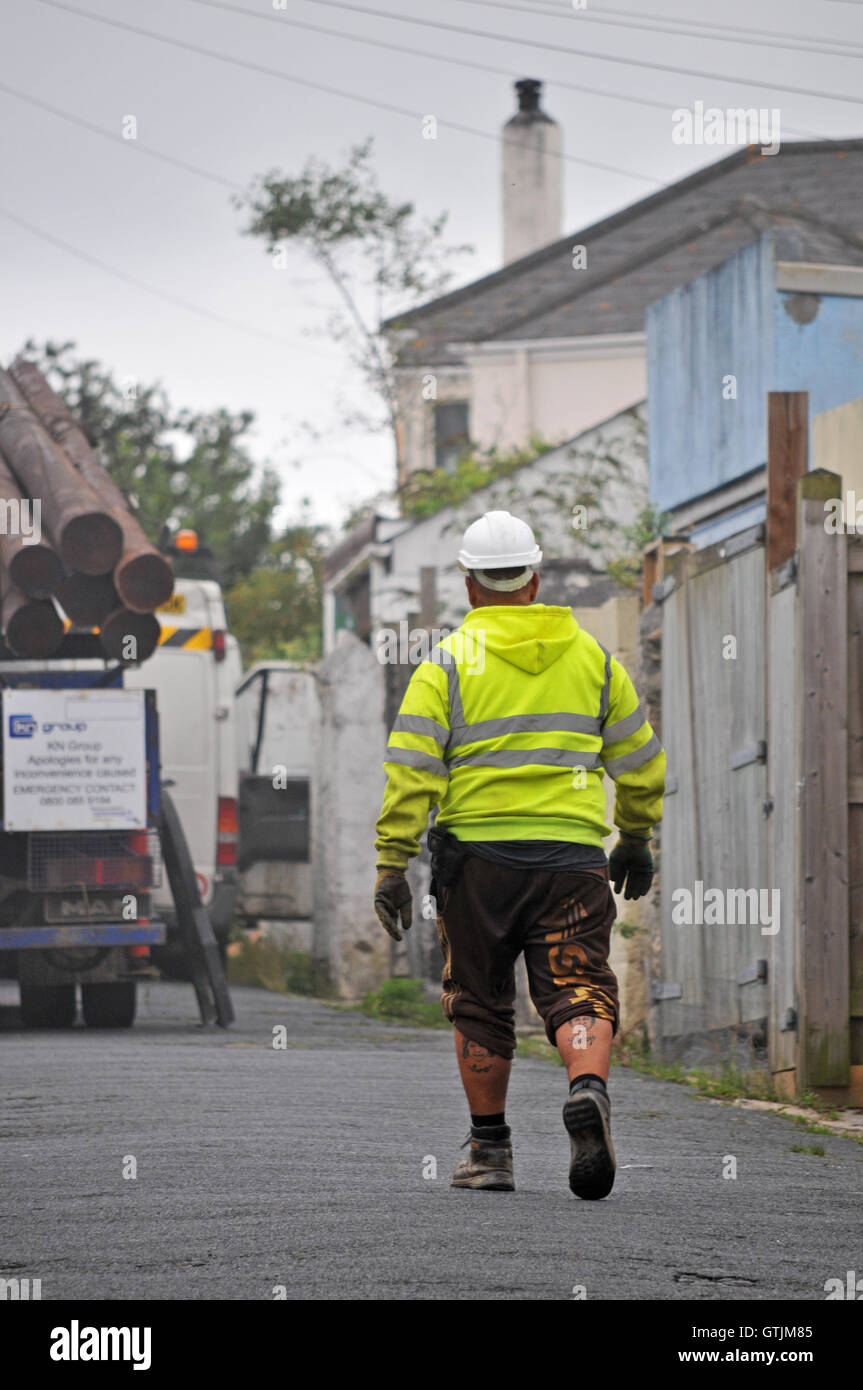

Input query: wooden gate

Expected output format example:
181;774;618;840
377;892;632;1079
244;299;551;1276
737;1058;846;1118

658;528;769;1054
654;391;862;1099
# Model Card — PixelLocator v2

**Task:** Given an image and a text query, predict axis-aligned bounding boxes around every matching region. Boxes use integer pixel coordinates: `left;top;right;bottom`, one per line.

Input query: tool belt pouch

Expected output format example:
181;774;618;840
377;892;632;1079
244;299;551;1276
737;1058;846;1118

427;826;471;890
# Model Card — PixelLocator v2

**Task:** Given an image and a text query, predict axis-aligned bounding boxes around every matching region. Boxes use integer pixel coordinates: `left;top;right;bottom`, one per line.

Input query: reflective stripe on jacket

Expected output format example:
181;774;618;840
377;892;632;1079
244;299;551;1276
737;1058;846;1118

374;603;665;871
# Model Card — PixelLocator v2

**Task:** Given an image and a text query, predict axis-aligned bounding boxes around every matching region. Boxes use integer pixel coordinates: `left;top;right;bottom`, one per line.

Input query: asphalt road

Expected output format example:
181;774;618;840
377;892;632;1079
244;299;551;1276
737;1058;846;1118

0;980;860;1301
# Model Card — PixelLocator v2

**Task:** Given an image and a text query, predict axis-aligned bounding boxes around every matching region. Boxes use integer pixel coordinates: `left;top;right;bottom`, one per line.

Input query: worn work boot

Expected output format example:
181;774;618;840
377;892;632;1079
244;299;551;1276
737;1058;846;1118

451;1124;515;1192
563;1078;616;1200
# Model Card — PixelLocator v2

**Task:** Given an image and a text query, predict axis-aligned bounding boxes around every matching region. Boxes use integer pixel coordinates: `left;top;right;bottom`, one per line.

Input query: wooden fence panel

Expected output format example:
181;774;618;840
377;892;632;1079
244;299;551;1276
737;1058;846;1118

686;544;767;1033
658;539;767;1049
766;582;799;1074
797;473;849;1086
846;538;863;1068
659;555;704;1042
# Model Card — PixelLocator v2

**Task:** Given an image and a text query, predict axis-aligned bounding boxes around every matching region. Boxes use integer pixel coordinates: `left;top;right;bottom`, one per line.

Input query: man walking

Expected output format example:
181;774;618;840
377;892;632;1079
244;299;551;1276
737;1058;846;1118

373;511;665;1199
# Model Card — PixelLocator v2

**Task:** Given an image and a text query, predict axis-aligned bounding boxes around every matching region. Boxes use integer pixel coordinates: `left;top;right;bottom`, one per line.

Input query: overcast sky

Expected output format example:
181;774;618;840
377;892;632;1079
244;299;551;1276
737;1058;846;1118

3;0;862;533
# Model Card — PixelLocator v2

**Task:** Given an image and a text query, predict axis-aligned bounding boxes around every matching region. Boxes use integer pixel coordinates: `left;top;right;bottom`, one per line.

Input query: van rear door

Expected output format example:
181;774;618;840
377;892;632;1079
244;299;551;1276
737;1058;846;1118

235;664;316;921
126;646;217;906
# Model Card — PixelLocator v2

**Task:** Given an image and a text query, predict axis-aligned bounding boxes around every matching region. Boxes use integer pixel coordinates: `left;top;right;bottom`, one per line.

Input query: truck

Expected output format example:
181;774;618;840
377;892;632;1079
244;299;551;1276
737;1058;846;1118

0;361;239;1023
0;658;164;1028
0;573;243;1024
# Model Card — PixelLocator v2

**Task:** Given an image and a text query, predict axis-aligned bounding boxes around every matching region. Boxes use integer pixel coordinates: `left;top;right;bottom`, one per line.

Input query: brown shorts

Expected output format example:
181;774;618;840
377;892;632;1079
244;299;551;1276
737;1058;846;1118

434;858;619;1060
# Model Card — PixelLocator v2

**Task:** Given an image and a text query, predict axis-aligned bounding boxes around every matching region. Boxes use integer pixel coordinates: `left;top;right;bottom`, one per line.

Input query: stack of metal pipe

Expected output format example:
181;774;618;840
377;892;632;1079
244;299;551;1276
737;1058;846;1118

0;361;174;661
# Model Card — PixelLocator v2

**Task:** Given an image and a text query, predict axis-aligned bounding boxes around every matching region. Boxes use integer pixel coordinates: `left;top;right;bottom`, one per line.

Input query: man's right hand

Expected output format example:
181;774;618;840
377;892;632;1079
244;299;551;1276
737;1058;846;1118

374;869;413;941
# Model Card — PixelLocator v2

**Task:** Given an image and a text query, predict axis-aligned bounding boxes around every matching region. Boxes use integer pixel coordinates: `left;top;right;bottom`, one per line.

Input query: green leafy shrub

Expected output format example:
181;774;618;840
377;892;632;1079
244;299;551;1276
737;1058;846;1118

398;437;556;520
361;977;448;1027
227;937;332;997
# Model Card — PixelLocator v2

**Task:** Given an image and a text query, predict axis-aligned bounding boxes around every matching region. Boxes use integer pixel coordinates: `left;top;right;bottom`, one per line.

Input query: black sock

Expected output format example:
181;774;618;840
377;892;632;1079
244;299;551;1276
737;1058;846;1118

471;1111;505;1129
569;1074;607;1094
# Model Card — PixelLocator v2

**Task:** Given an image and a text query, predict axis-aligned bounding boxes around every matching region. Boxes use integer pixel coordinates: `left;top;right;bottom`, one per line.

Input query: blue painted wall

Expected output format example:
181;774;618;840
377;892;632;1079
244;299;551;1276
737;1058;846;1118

647;233;863;512
773;289;863;413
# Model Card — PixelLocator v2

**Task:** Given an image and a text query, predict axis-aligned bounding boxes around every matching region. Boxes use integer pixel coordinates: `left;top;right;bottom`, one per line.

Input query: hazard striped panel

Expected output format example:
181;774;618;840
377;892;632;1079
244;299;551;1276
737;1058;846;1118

155;626;213;651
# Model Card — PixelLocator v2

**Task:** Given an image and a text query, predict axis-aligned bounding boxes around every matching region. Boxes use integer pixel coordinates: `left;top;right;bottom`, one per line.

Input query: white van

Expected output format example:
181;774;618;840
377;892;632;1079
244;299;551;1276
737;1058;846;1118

125;578;242;959
234;662;317;926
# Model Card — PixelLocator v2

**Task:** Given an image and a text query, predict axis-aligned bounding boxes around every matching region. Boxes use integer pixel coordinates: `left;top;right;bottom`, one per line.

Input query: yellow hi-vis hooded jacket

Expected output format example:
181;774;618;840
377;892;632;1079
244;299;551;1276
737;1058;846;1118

374;604;665;871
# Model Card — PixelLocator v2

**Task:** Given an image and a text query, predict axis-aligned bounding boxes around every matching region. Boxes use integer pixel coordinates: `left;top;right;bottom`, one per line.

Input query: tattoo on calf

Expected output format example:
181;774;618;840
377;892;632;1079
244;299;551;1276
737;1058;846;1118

570;1017;598;1049
461;1036;495;1073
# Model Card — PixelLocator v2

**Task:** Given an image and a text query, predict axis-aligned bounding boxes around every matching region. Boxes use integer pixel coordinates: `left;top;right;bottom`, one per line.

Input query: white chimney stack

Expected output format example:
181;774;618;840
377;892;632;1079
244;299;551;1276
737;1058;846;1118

501;79;562;265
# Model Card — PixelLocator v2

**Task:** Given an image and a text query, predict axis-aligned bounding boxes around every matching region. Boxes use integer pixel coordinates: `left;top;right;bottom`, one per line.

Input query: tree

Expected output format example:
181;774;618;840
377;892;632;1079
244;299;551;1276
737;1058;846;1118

606;501;671;590
17;340;279;588
235;139;472;450
225;520;325;664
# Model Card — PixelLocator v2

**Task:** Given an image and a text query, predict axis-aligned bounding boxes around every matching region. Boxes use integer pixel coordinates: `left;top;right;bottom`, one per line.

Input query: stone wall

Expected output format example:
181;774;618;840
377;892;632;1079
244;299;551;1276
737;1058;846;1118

312;632;390;999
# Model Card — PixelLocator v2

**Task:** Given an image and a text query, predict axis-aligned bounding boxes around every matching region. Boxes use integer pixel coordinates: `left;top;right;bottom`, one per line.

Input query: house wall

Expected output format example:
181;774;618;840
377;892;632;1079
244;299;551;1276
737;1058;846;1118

466;344;646;455
394;340;645;481
395;367;471;486
648;233;863;516
373;404;648;637
812;397;863;502
648;237;774;513
773;289;863;421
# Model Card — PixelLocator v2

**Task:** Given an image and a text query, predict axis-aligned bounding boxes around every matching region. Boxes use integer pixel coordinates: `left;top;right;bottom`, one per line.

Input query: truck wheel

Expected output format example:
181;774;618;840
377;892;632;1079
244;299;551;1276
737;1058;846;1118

19;984;77;1028
81;982;136;1029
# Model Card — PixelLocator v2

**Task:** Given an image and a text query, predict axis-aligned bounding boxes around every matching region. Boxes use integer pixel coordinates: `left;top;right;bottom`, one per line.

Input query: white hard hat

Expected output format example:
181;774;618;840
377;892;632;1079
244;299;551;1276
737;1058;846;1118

457;510;542;590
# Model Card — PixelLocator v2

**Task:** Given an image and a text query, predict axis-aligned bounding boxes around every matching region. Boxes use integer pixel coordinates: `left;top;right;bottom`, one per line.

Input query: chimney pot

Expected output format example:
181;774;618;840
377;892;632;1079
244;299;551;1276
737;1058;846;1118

515;78;543;114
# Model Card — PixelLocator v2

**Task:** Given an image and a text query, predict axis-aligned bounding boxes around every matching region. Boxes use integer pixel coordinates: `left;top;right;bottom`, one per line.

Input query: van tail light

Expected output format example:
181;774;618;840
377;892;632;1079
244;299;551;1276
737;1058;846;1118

217;796;238;866
213;629;226;661
128;945;150;958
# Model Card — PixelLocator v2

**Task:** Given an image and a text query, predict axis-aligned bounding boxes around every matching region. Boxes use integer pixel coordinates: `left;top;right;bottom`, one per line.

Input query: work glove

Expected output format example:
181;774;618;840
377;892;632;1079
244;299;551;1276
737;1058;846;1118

374;868;413;942
608;834;654;901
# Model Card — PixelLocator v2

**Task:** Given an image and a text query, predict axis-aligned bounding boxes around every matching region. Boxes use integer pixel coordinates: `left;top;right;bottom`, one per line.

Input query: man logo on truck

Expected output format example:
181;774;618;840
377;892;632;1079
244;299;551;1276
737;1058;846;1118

9;715;36;738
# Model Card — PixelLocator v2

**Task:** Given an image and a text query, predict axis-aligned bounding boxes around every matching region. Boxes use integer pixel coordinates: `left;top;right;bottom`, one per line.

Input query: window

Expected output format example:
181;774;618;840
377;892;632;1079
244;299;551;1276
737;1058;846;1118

334;569;371;644
434;401;470;474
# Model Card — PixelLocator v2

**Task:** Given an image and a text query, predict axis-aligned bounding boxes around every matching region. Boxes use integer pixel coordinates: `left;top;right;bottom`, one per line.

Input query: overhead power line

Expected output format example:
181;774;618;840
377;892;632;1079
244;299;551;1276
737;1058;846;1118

33;0;661;184
183;0;825;138
187;0;682;114
0;81;338;295
298;0;863;106
0;204;344;357
456;0;863;62
583;2;863;57
0;80;241;191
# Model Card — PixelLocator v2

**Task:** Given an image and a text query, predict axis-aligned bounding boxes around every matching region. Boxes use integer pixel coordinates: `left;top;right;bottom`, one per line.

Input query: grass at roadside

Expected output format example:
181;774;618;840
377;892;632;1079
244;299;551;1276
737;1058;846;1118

611;1035;863;1143
226;936;333;997
612;1036;787;1102
359;978;449;1028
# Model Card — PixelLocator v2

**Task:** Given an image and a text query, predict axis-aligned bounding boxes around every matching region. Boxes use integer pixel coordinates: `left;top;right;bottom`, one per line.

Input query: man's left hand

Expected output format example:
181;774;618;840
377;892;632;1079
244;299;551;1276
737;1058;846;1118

608;836;654;900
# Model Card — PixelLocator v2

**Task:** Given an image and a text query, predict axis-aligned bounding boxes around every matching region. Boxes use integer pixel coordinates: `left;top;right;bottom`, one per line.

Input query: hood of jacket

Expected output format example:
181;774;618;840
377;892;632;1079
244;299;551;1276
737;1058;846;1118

460;604;580;675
